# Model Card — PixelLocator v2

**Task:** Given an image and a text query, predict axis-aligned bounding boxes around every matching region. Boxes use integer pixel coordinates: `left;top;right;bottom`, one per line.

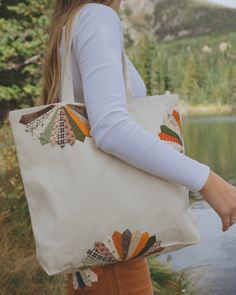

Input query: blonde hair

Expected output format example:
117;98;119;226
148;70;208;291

41;0;114;105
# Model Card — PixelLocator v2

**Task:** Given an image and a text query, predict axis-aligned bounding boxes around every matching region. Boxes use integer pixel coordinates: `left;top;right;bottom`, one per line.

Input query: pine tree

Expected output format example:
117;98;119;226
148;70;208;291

180;54;201;104
130;35;157;96
0;0;51;115
230;65;236;109
150;53;166;95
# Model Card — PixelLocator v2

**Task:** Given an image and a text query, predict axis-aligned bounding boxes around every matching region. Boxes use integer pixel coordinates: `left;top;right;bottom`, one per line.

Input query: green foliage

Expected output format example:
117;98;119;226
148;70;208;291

148;256;210;295
0;0;51;113
128;31;236;105
0;121;23;200
1;0;236;118
130;35;157;95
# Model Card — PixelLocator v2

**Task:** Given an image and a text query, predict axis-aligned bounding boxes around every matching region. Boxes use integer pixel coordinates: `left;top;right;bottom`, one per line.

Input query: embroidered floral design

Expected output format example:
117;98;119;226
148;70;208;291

158;108;184;153
19;103;90;148
69;229;166;291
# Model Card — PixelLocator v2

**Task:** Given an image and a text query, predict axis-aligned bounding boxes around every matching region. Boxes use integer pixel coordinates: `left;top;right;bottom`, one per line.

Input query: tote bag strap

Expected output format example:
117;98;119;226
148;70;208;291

60;4;135;104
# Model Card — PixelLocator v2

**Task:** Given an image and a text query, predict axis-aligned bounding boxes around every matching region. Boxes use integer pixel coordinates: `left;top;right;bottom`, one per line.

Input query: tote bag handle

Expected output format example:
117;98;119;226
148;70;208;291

60;4;135;104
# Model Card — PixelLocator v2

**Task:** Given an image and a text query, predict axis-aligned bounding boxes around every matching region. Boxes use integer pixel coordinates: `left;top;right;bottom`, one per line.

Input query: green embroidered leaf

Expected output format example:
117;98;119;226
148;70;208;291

39;107;59;145
160;125;183;145
64;108;86;142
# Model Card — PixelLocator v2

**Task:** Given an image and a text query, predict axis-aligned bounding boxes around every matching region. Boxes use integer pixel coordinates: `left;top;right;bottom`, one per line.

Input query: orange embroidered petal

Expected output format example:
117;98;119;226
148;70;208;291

130;232;150;259
112;231;123;260
172;110;182;132
158;132;182;145
64;105;90;137
67;104;89;120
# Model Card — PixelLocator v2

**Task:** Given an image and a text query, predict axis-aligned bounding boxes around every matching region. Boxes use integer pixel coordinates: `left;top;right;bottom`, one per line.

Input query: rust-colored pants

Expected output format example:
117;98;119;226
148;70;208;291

65;257;153;295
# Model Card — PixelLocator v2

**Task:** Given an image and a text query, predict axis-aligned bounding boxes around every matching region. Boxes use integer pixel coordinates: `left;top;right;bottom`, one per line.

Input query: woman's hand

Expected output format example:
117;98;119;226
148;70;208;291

199;170;236;232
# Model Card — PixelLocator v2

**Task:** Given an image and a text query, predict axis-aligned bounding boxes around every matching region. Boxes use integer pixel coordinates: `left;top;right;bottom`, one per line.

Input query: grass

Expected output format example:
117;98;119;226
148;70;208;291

0;120;66;294
180;100;236;116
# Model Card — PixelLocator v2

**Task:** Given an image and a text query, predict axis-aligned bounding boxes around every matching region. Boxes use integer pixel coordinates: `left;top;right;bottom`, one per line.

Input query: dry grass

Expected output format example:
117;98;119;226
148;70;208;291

0;204;66;295
0;120;66;294
180;101;236;116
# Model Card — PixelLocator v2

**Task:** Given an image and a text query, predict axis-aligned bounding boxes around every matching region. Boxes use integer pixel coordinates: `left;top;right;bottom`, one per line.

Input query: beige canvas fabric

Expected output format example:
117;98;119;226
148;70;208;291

8;5;200;280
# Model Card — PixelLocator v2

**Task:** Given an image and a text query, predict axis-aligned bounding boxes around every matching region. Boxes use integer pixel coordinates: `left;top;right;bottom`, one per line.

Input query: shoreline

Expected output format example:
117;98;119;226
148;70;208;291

179;101;236;116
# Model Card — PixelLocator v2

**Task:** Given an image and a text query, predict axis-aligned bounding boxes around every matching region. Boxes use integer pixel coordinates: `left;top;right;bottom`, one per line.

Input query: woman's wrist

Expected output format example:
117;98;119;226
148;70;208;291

199;169;213;194
199;169;229;195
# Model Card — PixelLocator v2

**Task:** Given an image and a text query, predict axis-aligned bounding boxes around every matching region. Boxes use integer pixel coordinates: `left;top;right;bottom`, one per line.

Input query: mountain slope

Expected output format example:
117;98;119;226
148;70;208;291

121;0;236;42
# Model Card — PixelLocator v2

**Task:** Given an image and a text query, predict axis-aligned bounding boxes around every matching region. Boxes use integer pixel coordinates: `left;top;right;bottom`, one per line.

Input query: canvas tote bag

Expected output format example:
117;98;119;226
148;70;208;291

8;4;200;289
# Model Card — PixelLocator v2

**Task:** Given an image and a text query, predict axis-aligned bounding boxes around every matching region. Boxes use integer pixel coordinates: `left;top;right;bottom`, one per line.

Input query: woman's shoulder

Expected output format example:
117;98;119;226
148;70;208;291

72;3;123;50
74;3;121;32
80;3;120;19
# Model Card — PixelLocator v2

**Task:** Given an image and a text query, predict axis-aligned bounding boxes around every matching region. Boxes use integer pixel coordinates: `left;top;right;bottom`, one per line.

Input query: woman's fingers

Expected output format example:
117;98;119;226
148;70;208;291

200;170;236;232
221;211;231;232
221;206;236;232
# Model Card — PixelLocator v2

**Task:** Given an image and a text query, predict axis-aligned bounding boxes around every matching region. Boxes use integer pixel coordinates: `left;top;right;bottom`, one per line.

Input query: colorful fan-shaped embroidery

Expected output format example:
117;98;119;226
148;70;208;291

69;229;165;291
158;108;184;153
19;103;90;148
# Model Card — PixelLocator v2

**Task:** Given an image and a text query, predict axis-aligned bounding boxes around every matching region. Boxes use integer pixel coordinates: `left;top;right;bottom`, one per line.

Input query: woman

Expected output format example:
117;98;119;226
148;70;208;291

42;0;236;294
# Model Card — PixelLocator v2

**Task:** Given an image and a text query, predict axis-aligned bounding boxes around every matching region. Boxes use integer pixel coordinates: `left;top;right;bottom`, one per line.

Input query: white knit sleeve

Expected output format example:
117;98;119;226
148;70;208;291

72;3;210;193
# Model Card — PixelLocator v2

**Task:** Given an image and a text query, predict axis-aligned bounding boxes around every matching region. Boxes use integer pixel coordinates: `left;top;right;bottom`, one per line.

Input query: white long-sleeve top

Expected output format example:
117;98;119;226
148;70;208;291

67;2;210;193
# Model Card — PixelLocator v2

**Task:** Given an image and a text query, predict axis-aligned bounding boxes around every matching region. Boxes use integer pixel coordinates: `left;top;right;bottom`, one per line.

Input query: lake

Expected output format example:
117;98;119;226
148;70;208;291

157;112;236;295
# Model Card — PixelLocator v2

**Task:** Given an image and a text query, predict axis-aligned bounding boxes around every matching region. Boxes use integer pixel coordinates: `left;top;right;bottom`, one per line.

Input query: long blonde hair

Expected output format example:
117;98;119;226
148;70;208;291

42;0;114;105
